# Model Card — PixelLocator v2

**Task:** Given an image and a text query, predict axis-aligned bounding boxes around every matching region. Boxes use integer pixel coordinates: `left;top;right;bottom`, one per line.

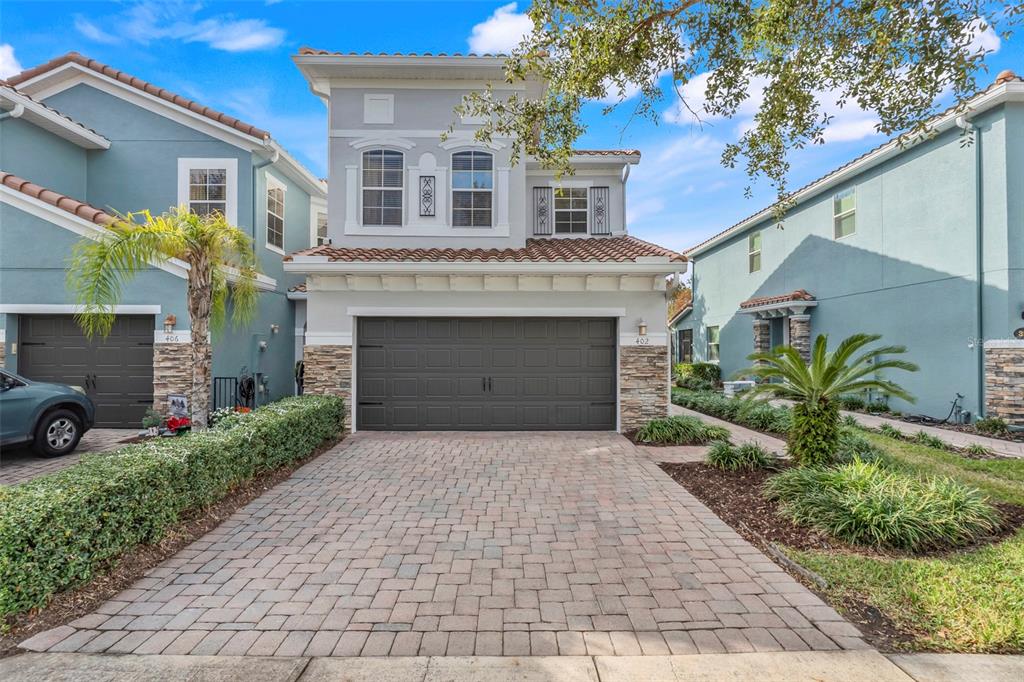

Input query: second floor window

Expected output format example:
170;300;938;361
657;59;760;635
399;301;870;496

707;325;720;362
189;168;227;217
362;149;403;226
452;151;493;227
266;178;285;251
316;211;328;245
748;231;762;273
834;187;856;238
554;187;588;234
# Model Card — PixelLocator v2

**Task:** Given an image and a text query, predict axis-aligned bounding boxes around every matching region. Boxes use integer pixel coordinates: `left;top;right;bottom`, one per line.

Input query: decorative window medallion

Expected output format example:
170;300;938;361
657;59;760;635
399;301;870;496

419;176;435;217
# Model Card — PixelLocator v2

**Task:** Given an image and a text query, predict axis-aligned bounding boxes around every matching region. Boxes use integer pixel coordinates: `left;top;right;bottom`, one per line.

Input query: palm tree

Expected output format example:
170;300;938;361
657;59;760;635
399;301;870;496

68;206;259;429
739;333;918;466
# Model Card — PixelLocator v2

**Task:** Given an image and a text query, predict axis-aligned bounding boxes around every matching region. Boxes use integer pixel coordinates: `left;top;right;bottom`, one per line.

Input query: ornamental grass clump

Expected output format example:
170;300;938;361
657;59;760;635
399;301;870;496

635;415;730;445
706;441;773;471
0;395;344;621
765;459;1001;551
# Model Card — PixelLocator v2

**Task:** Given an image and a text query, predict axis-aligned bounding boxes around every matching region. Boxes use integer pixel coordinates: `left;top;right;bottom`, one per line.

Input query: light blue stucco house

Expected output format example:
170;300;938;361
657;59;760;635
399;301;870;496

678;69;1024;426
0;52;327;427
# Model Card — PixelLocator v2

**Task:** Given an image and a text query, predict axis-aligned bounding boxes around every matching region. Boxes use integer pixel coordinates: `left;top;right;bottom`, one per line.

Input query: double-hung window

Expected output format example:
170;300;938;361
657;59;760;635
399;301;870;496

833;187;856;238
554;187;588;234
451;151;493;227
362;149;403;226
748;231;762;273
266;175;286;252
315;211;328;245
707;326;720;362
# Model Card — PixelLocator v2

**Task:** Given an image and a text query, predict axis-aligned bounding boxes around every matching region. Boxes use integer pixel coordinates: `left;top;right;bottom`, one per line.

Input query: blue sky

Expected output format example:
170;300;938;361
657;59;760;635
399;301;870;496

2;1;1019;253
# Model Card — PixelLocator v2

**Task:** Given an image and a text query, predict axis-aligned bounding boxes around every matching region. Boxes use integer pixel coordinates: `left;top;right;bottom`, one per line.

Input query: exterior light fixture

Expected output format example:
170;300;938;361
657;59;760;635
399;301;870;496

637;319;648;336
163;314;176;334
270;324;280;334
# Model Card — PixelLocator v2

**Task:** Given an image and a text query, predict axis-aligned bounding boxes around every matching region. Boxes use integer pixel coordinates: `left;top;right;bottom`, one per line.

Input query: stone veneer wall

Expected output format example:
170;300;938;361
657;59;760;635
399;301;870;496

153;342;192;415
620;345;669;431
985;344;1024;426
303;344;353;428
753;320;771;355
789;315;811;361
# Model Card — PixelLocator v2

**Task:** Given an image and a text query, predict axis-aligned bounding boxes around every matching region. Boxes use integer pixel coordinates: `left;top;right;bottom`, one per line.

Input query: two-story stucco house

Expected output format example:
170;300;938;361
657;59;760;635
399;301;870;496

0;52;327;427
286;49;687;431
677;70;1024;426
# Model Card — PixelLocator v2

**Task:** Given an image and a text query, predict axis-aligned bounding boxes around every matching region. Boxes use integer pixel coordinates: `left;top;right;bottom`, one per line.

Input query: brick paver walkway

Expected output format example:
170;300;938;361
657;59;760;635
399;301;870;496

0;428;136;486
21;432;866;657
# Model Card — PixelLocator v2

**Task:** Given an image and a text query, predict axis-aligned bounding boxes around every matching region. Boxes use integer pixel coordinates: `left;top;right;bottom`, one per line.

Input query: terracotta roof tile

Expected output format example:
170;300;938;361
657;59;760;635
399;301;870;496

739;289;815;309
5;52;271;141
286;235;685;264
288;282;307;292
0;81;109;142
1;171;115;226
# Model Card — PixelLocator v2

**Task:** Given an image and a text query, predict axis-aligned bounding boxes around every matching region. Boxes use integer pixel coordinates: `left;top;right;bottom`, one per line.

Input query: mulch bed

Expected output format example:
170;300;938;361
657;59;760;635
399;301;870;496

659;461;1024;651
0;435;343;658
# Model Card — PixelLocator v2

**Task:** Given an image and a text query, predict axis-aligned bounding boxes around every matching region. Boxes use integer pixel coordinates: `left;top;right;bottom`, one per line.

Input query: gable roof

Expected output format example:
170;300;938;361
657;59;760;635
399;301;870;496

286;236;685;264
685;69;1024;258
6;52;270;141
0;82;110;149
1;170;115;226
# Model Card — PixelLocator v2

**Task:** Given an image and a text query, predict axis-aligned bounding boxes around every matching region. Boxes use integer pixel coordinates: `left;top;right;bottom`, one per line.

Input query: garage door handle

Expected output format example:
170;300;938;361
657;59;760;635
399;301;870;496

21;342;45;346
358;401;384;406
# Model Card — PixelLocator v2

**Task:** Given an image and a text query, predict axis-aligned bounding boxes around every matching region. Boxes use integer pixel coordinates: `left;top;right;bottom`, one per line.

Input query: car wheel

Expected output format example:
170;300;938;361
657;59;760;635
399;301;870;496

33;409;83;458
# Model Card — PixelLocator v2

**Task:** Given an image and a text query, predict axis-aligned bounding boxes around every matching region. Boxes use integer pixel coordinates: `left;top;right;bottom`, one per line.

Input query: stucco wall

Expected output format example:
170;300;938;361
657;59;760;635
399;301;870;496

0;117;88;198
685;105;1018;420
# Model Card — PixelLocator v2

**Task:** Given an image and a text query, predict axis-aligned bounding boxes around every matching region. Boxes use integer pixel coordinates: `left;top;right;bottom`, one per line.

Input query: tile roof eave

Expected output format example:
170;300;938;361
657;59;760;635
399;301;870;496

1;170;116;226
0;83;110;148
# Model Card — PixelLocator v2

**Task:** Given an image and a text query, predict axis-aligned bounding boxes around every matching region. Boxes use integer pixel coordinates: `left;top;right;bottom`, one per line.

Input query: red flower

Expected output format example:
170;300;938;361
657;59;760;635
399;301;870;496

166;416;191;432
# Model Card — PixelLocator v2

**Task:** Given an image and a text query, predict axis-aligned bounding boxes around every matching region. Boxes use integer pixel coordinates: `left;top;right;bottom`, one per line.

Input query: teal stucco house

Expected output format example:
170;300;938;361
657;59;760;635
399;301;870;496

0;53;327;427
676;70;1024;426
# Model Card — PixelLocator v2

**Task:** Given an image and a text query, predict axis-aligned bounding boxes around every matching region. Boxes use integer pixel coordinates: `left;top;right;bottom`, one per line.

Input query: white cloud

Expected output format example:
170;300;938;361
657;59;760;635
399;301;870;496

965;17;1000;55
468;3;532;54
0;43;22;79
75;1;285;53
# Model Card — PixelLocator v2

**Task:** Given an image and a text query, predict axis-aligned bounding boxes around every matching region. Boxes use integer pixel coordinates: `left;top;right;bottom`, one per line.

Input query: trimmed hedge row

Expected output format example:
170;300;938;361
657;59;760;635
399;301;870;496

0;395;344;620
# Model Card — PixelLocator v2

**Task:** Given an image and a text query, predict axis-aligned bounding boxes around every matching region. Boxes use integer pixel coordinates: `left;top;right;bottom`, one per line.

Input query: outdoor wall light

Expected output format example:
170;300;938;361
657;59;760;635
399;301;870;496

637;319;648;336
163;314;176;333
258;340;268;352
270;324;280;334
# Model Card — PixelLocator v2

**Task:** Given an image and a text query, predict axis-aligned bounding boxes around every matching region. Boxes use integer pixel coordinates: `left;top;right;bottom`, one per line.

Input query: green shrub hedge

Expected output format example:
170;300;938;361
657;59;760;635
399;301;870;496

635;415;730;445
765;459;1001;551
706;441;773;471
0;395;344;620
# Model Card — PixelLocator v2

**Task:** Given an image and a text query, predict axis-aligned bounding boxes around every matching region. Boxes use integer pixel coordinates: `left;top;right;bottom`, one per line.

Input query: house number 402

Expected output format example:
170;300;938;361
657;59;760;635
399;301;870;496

635;335;650;345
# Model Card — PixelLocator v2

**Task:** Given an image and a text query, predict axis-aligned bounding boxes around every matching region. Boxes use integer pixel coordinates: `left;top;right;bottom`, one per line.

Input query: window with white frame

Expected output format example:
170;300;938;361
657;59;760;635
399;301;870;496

451;150;493;227
833;187;856;238
315;211;328;245
554;187;588;234
362;149;403;226
748;230;762;273
177;158;237;225
707;325;720;361
266;175;286;251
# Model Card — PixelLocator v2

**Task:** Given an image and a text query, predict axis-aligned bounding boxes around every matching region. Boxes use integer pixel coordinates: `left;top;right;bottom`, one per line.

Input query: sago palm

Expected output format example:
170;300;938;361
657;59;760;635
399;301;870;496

68;206;259;429
739;333;918;466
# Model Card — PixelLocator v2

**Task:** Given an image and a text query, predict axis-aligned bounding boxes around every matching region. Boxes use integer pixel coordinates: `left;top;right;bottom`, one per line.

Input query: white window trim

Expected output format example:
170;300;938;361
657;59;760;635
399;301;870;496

177;158;238;226
552;185;590;235
748;230;762;273
450;150;494;228
363;94;394;124
833;187;856;240
706;325;721;363
360;149;405;227
265;173;287;255
310;197;328;247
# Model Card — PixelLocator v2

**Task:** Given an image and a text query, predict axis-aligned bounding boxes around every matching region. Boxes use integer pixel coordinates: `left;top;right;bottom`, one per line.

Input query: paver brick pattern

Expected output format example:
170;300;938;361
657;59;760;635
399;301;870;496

0;428;136;486
20;432;867;656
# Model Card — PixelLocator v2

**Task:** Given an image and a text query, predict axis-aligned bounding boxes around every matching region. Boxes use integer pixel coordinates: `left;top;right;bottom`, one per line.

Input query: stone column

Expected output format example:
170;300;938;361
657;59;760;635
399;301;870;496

620;344;669;431
753;319;771;355
153;340;191;416
985;341;1024;426
303;344;353;429
789;314;812;362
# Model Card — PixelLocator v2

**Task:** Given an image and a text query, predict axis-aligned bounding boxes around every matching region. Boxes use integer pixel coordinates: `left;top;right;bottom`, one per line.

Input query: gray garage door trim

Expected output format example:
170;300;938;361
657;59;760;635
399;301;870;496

18;314;155;428
356;317;617;431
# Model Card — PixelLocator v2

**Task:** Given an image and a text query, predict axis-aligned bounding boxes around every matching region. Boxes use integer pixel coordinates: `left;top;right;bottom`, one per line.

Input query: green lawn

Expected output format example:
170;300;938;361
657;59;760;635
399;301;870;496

789;433;1024;652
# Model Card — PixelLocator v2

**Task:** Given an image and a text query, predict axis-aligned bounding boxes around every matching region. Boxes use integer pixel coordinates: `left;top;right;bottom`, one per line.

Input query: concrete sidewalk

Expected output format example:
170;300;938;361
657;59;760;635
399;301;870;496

841;410;1024;459
3;651;1022;681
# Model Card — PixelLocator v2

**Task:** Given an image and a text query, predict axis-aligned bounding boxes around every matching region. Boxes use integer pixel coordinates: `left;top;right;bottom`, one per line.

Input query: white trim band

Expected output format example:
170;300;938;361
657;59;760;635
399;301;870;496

984;339;1024;349
305;332;353;346
345;307;628;318
0;304;162;314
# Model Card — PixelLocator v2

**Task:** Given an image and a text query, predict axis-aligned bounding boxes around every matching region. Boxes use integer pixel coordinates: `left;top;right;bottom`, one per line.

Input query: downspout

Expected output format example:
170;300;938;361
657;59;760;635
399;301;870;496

249;145;279;402
957;114;985;419
0;103;25;120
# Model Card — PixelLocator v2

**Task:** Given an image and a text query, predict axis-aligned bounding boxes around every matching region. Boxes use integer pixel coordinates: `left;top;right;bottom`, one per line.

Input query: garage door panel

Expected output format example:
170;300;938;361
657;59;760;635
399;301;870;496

20;314;154;427
360;347;387;370
357;317;616;430
360;377;387;399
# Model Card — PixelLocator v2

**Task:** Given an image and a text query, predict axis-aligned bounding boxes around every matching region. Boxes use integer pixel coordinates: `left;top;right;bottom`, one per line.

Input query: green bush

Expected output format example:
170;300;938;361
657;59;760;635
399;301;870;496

677;375;715;392
0;395;344;620
673;362;693;379
865;399;890;413
789;400;840;467
914;430;949;450
835;428;883;462
706;441;773;471
975;417;1009;437
635;415;730;445
765;459;1001;551
964;443;994;457
673;390;792;436
838;394;867;411
690;362;721;384
878;423;903;439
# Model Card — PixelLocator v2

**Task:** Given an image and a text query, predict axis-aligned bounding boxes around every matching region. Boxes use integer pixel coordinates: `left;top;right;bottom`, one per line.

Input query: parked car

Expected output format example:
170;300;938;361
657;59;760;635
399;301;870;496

0;369;95;457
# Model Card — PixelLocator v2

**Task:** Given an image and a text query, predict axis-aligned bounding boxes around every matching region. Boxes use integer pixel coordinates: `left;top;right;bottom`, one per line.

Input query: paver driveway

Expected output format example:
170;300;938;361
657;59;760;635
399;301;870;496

22;432;866;657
